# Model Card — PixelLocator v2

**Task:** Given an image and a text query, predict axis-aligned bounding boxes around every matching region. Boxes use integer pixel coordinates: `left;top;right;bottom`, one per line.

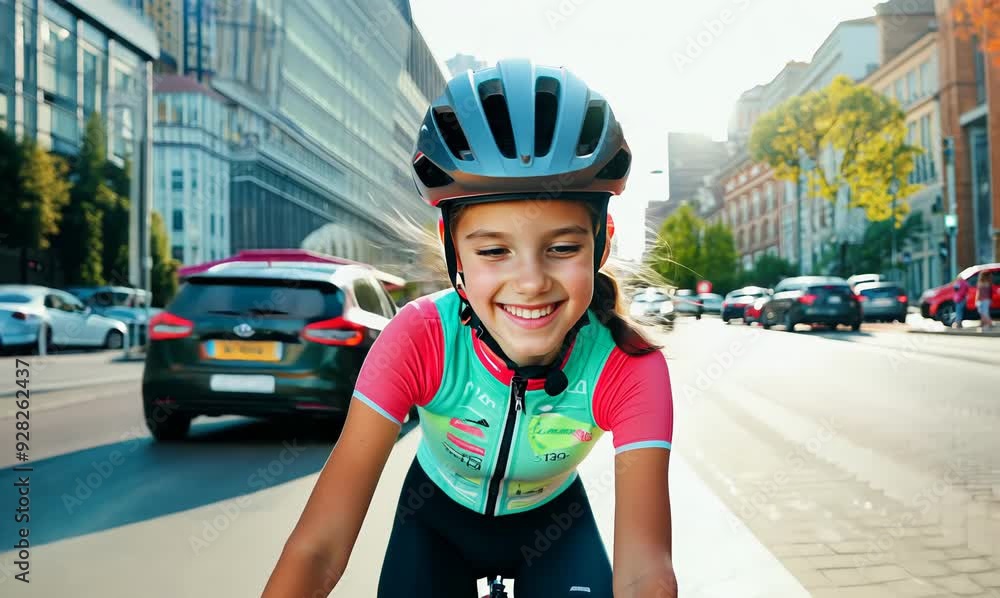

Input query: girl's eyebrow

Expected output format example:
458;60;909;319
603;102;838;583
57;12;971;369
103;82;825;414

464;225;589;240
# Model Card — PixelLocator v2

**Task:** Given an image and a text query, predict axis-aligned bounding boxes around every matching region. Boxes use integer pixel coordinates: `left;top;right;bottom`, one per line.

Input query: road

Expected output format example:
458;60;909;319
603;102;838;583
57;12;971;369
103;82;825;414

0;321;997;597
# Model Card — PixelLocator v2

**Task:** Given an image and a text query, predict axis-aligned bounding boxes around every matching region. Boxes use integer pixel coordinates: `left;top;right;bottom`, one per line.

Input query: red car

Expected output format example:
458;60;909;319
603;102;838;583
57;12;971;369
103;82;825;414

742;296;770;326
919;263;1000;325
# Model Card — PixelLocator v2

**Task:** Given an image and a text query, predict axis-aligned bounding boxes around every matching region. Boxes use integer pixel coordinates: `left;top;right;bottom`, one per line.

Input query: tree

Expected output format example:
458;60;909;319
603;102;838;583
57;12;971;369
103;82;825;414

101;158;131;284
0;129;71;282
150;211;179;307
817;212;927;276
647;204;740;294
750;75;921;222
58;113;127;285
648;204;703;290
742;254;799;289
953;0;1000;65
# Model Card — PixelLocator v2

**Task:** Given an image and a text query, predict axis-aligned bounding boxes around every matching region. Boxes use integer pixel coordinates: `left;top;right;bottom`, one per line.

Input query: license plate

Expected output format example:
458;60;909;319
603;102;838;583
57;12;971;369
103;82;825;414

210;375;276;393
827;296;842;304
872;298;893;306
204;340;282;362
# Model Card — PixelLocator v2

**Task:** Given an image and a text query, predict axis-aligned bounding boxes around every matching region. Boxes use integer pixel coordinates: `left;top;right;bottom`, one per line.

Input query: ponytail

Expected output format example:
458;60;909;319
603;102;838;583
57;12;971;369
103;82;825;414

590;270;663;356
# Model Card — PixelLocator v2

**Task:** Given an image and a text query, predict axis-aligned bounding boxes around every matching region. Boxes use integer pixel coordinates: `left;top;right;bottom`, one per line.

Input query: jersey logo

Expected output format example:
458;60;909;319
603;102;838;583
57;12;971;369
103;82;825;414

568;380;587;394
463;418;489;428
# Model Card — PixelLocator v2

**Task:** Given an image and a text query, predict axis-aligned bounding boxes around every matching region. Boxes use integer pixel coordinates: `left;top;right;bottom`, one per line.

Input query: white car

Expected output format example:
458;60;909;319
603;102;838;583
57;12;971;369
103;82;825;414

0;285;128;353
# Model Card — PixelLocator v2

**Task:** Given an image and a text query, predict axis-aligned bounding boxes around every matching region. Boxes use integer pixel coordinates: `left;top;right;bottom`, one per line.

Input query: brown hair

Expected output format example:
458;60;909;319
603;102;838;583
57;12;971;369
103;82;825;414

447;201;664;356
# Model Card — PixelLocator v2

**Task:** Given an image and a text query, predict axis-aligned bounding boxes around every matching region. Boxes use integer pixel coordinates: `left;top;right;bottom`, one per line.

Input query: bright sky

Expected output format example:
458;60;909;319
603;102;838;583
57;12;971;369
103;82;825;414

409;0;882;260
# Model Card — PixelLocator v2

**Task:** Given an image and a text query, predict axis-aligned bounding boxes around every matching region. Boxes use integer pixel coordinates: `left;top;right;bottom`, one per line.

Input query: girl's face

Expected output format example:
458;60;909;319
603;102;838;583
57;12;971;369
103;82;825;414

453;200;596;367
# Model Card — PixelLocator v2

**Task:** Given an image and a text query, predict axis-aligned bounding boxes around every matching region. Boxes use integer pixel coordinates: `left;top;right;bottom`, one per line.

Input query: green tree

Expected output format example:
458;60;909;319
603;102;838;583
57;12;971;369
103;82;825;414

750;75;921;222
699;222;739;294
648;204;702;290
58;113;124;285
817;212;927;276
150;211;179;307
742;254;799;289
0;129;71;282
647;204;740;294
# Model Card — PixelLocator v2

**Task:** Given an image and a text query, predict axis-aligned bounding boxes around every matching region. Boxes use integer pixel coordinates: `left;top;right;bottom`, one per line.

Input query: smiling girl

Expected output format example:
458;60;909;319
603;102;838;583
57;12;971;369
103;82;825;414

263;59;677;598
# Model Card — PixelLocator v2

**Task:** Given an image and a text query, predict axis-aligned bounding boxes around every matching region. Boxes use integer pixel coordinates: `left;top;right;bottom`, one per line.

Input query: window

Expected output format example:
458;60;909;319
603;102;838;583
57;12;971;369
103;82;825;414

191;168;198;190
210;214;215;234
173;209;183;231
752;190;761;219
82;49;103;117
766;183;775;212
353;279;383;315
974;38;987;105
921;58;937;95
894;79;905;104
907;70;918;101
157;99;167;123
171;169;183;191
171;246;184;261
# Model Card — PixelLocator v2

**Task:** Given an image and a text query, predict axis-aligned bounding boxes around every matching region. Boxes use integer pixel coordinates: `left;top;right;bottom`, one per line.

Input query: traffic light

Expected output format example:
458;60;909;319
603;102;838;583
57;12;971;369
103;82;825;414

939;240;949;259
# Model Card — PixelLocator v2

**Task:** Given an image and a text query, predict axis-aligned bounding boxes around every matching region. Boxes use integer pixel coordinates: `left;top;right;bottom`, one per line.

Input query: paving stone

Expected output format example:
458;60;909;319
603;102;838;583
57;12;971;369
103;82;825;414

934;575;984;595
969;571;1000;587
884;577;949;597
772;543;834;557
899;559;953;577
832;541;880;554
822;565;910;585
811;554;873;569
949;558;997;574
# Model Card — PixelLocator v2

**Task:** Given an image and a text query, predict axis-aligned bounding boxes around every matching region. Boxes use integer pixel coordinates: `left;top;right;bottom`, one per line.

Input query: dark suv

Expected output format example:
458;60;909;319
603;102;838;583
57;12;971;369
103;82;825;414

141;263;397;441
761;276;862;332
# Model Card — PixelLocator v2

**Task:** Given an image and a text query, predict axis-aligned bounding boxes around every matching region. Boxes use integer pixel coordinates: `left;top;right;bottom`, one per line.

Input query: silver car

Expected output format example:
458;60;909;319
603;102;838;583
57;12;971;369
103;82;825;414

0;285;128;353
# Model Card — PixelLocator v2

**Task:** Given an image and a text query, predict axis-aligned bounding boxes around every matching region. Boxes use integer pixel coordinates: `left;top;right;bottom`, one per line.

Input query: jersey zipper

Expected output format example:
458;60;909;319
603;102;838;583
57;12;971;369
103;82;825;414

485;374;527;516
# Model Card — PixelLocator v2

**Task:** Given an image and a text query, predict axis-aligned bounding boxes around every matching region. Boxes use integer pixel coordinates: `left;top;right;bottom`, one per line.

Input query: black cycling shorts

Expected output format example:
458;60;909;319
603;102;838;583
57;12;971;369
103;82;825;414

377;457;613;597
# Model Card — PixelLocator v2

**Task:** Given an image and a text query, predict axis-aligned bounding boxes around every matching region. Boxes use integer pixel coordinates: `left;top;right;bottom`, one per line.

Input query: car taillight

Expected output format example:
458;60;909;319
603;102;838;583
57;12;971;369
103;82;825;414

302;316;367;346
722;301;728;310
798;294;818;306
11;312;28;320
898;295;908;303
855;294;867;302
149;312;194;340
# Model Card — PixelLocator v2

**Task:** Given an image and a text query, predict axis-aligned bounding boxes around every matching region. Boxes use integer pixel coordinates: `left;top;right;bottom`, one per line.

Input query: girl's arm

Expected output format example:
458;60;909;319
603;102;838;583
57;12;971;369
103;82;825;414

261;398;400;597
612;447;677;598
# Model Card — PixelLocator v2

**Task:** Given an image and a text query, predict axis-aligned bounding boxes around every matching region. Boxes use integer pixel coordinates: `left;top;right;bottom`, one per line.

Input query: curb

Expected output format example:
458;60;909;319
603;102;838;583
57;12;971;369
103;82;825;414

906;328;1000;338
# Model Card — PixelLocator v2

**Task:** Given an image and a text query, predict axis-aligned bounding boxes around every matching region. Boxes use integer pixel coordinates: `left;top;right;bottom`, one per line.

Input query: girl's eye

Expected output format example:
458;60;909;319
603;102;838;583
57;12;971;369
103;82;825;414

551;245;581;255
475;248;508;257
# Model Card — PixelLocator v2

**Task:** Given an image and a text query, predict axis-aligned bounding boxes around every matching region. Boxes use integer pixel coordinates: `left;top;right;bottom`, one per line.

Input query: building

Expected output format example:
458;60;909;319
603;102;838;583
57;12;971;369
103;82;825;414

152;74;231;264
147;0;446;277
864;1;942;296
445;53;486;77
936;0;999;268
0;0;159;288
646;132;729;240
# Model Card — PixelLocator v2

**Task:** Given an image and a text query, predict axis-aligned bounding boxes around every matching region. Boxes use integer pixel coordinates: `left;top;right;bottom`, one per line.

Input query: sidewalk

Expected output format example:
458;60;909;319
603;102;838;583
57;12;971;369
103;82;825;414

0;431;808;598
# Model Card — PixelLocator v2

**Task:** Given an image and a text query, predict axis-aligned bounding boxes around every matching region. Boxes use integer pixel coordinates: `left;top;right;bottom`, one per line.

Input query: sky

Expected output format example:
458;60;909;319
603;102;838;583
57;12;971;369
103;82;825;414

408;0;884;260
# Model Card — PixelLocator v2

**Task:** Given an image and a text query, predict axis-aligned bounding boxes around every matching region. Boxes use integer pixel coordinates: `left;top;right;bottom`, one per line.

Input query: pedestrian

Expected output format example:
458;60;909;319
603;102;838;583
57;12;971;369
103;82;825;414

976;271;994;331
951;275;971;329
262;60;677;598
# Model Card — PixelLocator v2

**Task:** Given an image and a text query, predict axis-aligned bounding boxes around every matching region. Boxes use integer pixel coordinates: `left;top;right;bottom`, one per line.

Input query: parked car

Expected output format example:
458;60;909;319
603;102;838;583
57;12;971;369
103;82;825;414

697;293;723;315
141;262;398;441
673;289;703;318
722;286;769;323
0;285;128;353
760;276;862;332
847;273;882;290
67;285;162;345
743;295;771;326
629;287;676;329
855;281;908;323
918;263;1000;325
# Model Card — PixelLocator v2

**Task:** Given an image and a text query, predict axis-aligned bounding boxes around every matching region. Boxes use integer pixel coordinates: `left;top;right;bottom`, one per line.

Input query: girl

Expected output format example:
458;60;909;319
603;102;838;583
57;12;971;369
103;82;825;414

262;59;676;598
976;271;993;331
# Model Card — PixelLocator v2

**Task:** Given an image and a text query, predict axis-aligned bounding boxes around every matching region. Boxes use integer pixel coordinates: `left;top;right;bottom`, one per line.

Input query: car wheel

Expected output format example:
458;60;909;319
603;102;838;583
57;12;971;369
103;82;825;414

851;320;862;332
936;302;956;326
723;316;730;324
784;313;797;332
34;325;53;355
144;401;191;442
104;330;124;350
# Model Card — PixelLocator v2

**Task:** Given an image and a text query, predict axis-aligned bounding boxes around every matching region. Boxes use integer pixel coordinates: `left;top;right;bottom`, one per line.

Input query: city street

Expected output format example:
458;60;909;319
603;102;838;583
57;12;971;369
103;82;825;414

0;320;998;597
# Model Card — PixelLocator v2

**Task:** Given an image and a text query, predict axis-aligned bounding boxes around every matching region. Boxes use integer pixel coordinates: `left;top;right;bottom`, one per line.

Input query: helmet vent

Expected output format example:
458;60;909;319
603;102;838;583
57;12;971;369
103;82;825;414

432;107;474;161
478;79;517;159
534;77;560;157
576;101;606;156
596;148;632;180
413;155;454;188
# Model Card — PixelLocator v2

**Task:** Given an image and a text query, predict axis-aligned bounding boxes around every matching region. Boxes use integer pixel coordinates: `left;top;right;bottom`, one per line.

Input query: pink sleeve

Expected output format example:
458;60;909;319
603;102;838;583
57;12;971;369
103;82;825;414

592;348;674;454
352;297;444;424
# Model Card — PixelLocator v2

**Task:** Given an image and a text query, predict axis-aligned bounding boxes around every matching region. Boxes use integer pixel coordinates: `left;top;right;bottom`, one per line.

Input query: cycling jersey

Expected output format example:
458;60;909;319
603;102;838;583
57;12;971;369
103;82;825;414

353;288;673;516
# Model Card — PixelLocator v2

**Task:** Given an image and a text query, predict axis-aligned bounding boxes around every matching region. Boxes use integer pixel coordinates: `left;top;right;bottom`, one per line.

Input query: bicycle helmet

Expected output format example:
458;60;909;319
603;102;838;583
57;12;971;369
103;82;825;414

410;59;633;395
